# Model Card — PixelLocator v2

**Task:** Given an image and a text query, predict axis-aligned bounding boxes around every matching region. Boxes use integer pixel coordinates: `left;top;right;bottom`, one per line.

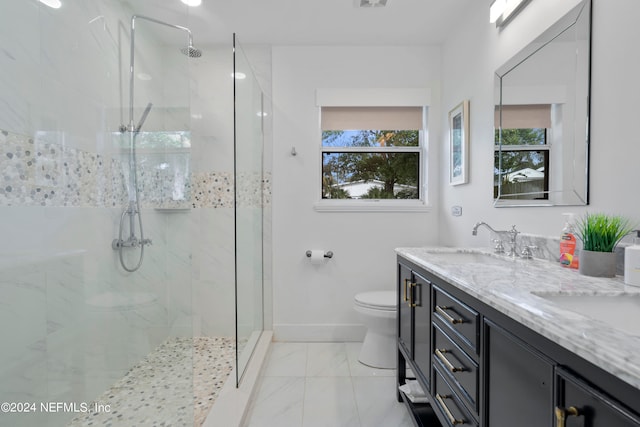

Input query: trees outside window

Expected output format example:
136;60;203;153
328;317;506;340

319;106;425;202
322;130;419;199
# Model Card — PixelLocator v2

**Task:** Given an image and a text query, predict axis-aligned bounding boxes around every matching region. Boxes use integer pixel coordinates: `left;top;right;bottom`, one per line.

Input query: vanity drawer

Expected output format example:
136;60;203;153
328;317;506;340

433;286;479;353
433;323;479;414
433;365;478;427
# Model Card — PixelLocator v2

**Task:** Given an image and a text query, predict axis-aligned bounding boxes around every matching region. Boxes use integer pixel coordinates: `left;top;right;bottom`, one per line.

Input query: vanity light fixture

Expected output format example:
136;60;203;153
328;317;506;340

490;0;532;28
39;0;62;8
181;0;202;6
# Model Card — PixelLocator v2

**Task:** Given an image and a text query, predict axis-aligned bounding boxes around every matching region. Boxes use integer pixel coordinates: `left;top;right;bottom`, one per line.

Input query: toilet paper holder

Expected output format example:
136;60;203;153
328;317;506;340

306;250;333;259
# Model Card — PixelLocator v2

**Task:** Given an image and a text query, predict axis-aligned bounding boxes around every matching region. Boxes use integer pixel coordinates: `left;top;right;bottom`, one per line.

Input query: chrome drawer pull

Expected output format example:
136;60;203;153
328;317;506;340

435;394;466;425
436;305;465;325
435;348;466;373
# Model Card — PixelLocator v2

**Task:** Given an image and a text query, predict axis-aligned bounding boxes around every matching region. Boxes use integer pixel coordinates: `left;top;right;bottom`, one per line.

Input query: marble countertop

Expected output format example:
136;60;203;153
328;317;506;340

396;247;640;390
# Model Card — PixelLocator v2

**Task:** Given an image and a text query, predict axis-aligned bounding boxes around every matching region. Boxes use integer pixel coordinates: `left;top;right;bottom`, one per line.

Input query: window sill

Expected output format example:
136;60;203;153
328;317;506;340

313;200;432;213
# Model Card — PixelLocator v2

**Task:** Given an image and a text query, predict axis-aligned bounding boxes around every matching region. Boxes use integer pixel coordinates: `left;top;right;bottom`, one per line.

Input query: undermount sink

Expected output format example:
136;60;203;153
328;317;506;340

427;251;516;266
537;293;640;337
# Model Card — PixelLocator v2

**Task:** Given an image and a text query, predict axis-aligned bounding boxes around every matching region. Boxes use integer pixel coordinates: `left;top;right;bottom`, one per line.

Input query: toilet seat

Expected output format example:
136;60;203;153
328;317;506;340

354;291;396;312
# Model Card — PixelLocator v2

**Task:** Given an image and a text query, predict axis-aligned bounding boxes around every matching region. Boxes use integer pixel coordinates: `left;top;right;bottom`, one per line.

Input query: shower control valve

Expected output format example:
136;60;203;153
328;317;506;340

112;237;152;250
112;238;123;250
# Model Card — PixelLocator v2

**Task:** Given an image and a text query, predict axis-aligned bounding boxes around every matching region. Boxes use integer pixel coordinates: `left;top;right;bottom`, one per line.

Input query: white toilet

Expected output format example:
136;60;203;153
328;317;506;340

353;290;397;369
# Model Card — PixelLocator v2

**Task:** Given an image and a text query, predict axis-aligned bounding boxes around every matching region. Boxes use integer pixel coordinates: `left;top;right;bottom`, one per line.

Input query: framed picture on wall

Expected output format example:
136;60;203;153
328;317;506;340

449;100;470;185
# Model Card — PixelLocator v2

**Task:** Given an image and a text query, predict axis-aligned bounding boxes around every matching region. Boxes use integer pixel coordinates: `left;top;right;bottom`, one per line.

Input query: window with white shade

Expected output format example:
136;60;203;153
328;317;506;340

319;106;427;206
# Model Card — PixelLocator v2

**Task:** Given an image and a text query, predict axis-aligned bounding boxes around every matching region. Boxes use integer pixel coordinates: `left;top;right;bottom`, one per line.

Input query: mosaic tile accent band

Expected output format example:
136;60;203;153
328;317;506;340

0;129;271;209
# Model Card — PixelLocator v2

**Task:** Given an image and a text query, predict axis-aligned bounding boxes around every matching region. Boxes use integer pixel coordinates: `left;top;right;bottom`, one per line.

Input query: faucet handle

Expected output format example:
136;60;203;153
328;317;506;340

521;245;537;259
492;239;505;254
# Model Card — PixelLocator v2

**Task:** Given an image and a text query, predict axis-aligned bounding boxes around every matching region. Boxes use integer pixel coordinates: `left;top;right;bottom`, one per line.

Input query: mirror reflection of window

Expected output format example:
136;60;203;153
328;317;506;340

494;104;551;200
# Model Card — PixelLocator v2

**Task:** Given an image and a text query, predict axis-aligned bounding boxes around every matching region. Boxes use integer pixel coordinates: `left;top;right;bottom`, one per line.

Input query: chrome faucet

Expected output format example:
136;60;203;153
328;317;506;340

472;222;521;257
505;225;520;258
471;221;499;236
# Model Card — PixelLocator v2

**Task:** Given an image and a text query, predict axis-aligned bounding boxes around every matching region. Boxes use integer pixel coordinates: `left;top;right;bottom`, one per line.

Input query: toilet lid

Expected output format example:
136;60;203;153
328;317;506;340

354;291;396;310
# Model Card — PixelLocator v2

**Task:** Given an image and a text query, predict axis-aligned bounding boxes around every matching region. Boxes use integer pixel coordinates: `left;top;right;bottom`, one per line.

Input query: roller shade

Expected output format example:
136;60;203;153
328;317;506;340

321;107;423;130
495;104;551;129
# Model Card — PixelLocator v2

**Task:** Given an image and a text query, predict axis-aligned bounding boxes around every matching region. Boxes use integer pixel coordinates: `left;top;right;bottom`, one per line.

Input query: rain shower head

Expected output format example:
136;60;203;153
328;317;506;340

127;15;202;126
181;45;202;58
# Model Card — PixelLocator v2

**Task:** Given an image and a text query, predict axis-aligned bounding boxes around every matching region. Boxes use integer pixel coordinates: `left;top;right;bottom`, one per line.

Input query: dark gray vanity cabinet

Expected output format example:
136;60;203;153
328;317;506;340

396;255;640;427
556;368;640;427
485;320;554;427
397;262;441;426
398;263;413;359
398;261;431;389
431;286;480;426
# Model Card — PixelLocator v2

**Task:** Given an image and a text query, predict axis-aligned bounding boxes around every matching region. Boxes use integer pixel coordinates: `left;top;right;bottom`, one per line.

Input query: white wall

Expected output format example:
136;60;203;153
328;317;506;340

270;0;640;342
271;46;441;341
439;0;640;247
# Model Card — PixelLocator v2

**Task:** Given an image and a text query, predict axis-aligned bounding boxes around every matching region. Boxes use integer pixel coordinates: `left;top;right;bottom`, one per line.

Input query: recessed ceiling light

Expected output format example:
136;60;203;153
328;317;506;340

231;72;247;80
358;0;387;7
39;0;62;9
181;0;202;6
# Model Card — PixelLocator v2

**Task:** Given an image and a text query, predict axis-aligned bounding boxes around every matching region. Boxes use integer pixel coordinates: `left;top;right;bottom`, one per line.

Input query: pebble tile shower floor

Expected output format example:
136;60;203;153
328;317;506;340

67;337;235;427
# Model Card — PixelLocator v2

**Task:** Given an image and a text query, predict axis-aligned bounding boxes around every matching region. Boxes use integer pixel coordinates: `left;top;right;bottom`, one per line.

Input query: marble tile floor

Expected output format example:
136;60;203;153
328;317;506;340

243;342;414;427
67;336;235;427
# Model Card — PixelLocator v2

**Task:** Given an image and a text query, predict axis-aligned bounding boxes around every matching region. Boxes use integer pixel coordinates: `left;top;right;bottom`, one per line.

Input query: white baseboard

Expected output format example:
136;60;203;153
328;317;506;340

273;323;366;342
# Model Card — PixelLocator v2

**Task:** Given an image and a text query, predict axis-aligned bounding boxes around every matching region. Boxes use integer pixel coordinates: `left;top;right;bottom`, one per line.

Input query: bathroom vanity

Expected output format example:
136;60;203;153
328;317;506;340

396;248;640;427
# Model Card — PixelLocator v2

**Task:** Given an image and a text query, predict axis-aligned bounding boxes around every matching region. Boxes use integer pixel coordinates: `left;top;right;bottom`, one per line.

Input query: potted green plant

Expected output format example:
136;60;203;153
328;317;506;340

575;212;635;277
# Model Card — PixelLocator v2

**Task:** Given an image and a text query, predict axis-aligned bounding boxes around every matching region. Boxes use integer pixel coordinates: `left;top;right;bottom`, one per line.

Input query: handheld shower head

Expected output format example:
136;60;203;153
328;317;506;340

181;45;202;58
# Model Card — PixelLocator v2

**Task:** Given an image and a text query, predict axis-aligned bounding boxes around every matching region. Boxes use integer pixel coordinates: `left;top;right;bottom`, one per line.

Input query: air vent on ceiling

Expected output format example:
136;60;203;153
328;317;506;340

359;0;388;7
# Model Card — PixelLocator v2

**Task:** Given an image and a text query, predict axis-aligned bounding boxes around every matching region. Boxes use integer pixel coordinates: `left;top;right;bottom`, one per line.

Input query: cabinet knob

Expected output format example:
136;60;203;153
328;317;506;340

555;406;580;427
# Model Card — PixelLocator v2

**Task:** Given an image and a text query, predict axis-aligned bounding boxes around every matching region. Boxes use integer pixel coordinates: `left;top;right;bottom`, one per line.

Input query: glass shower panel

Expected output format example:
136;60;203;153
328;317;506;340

0;1;194;425
233;35;265;385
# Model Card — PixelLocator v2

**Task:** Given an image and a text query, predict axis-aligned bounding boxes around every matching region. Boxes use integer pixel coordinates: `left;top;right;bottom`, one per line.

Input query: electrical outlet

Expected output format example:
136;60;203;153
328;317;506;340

451;206;462;217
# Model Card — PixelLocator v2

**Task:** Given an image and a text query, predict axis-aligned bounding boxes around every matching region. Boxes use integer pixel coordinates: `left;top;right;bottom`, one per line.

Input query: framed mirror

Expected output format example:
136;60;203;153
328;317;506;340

494;0;591;207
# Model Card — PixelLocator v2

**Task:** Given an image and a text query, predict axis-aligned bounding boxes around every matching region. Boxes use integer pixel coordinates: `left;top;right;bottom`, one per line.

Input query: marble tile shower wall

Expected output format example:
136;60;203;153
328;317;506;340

0;251;89;427
0;129;272;209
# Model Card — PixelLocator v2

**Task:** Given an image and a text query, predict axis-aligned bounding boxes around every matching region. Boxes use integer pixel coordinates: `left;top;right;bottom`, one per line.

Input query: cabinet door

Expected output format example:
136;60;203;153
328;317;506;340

485;320;554;427
398;263;413;357
557;368;640;427
413;272;431;388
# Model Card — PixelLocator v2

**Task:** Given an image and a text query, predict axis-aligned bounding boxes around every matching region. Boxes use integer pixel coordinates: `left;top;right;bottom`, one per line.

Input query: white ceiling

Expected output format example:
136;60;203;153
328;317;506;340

122;0;476;46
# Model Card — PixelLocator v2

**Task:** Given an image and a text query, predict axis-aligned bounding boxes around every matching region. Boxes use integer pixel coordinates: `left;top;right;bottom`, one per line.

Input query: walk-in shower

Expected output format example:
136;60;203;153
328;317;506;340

1;2;268;426
112;15;202;272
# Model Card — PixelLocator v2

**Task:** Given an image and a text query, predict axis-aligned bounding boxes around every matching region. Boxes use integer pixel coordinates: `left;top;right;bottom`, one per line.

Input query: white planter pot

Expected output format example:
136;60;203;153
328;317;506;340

578;250;616;277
